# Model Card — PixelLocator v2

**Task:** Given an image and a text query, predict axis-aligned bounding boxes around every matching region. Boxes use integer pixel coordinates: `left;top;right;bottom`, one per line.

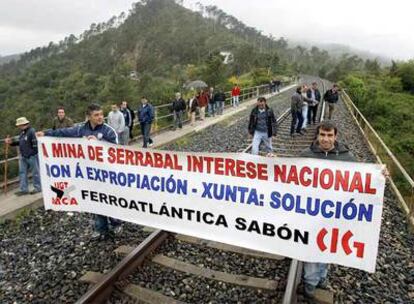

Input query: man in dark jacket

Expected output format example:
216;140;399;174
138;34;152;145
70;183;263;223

290;86;305;136
248;97;277;155
52;107;74;130
323;84;339;120
214;89;226;115
208;87;216;117
300;120;356;298
138;97;154;148
275;80;282;93
37;103;122;239
120;101;133;141
306;82;322;125
5;117;41;196
171;93;186;130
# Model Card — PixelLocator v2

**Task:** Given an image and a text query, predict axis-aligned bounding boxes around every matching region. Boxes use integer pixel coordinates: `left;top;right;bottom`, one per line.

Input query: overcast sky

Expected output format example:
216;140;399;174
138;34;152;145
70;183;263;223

1;0;413;60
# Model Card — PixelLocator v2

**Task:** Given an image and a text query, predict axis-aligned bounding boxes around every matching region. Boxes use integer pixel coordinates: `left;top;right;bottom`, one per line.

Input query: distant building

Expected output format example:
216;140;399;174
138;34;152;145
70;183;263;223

220;52;234;64
129;71;139;80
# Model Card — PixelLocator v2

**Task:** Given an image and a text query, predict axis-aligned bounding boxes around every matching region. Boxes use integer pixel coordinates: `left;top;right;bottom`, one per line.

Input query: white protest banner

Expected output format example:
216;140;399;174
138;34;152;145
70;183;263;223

38;137;385;272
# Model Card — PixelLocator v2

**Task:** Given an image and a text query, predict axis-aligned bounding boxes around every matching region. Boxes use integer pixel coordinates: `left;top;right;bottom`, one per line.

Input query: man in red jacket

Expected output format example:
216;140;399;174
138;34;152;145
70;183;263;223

231;84;241;107
198;89;209;121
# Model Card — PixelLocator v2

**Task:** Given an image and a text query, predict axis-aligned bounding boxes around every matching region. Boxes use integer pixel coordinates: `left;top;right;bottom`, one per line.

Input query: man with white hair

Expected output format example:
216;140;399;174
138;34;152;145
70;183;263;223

5;117;41;195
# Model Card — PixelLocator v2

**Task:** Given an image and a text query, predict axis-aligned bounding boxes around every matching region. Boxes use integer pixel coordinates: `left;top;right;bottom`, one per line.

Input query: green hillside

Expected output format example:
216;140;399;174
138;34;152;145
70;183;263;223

0;0;346;138
340;60;414;177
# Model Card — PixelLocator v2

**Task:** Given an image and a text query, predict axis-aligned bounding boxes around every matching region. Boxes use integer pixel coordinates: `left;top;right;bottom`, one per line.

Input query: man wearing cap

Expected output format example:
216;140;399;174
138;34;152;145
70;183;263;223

5;117;41;195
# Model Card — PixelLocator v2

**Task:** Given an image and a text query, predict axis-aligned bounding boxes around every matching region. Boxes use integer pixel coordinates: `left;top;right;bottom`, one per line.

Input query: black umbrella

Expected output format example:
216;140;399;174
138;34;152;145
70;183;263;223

184;80;208;90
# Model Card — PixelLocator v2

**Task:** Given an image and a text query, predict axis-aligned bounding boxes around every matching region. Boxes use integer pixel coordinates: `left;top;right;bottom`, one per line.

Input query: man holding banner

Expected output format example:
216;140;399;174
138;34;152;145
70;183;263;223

37;103;123;240
36;109;386;299
300;120;356;298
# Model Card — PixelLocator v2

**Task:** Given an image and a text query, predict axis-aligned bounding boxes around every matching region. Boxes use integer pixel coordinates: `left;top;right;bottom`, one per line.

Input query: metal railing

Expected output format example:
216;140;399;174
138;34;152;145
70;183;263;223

341;90;414;223
151;83;278;133
0;82;285;190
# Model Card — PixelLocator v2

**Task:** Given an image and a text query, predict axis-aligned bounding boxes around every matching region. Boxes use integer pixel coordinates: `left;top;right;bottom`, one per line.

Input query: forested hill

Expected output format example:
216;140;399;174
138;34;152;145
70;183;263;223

0;0;365;138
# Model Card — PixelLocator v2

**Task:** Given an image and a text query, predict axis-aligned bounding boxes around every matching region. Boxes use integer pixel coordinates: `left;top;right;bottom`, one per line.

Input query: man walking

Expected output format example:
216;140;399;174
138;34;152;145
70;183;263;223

231;84;241;107
301;84;310;130
248;97;277;155
208;87;216;117
187;92;198;126
108;103;126;145
300;120;356;298
138;97;154;148
275;79;281;93
37;104;122;239
120;101;133;142
171;93;186;130
5;117;41;195
290;86;305;137
197;89;209;120
307;82;321;124
214;88;226;115
52;107;74;130
324;84;339;120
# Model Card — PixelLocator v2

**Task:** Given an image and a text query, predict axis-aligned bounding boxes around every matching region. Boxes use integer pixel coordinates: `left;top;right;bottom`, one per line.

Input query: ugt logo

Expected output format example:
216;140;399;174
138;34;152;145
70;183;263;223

317;228;365;258
50;182;78;206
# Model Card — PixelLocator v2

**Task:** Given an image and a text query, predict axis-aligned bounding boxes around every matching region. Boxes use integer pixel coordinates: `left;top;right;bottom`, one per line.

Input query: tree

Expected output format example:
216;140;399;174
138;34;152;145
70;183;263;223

396;60;414;93
364;59;381;75
202;53;226;87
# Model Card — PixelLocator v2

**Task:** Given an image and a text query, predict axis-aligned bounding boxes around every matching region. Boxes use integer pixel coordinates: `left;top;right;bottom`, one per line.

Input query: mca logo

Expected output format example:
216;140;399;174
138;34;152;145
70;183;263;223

50;182;78;206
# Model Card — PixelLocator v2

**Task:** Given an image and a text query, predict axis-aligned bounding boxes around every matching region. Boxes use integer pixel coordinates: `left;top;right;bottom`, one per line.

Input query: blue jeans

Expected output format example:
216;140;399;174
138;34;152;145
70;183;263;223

173;111;183;128
208;103;216;116
140;122;153;147
252;131;272;155
303;262;328;287
290;110;304;135
19;155;41;192
302;104;309;129
232;96;239;107
95;215;121;233
119;128;129;145
217;101;224;115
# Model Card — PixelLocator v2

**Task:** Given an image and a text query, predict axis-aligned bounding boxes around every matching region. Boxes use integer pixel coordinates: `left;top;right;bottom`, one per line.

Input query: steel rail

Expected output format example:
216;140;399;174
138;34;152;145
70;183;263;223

282;78;326;304
341;89;414;223
75;83;296;303
76;230;170;304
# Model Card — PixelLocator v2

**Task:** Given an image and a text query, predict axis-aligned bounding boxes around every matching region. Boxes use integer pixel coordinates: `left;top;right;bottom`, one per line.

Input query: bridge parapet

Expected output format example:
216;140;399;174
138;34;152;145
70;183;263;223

0;82;279;190
341;90;414;226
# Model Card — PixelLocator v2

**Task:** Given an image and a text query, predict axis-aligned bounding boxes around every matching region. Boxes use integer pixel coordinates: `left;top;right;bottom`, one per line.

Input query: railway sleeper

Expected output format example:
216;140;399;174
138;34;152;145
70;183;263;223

80;271;185;304
116;234;285;261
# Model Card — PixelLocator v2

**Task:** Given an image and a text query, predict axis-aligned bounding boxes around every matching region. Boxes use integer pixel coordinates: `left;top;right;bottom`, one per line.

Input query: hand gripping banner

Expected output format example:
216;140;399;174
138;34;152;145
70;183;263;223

38;137;385;272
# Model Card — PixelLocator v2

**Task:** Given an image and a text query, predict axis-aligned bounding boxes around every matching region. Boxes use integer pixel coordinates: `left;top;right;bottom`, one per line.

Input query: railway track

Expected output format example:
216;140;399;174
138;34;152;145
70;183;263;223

77;80;329;304
2;76;412;304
